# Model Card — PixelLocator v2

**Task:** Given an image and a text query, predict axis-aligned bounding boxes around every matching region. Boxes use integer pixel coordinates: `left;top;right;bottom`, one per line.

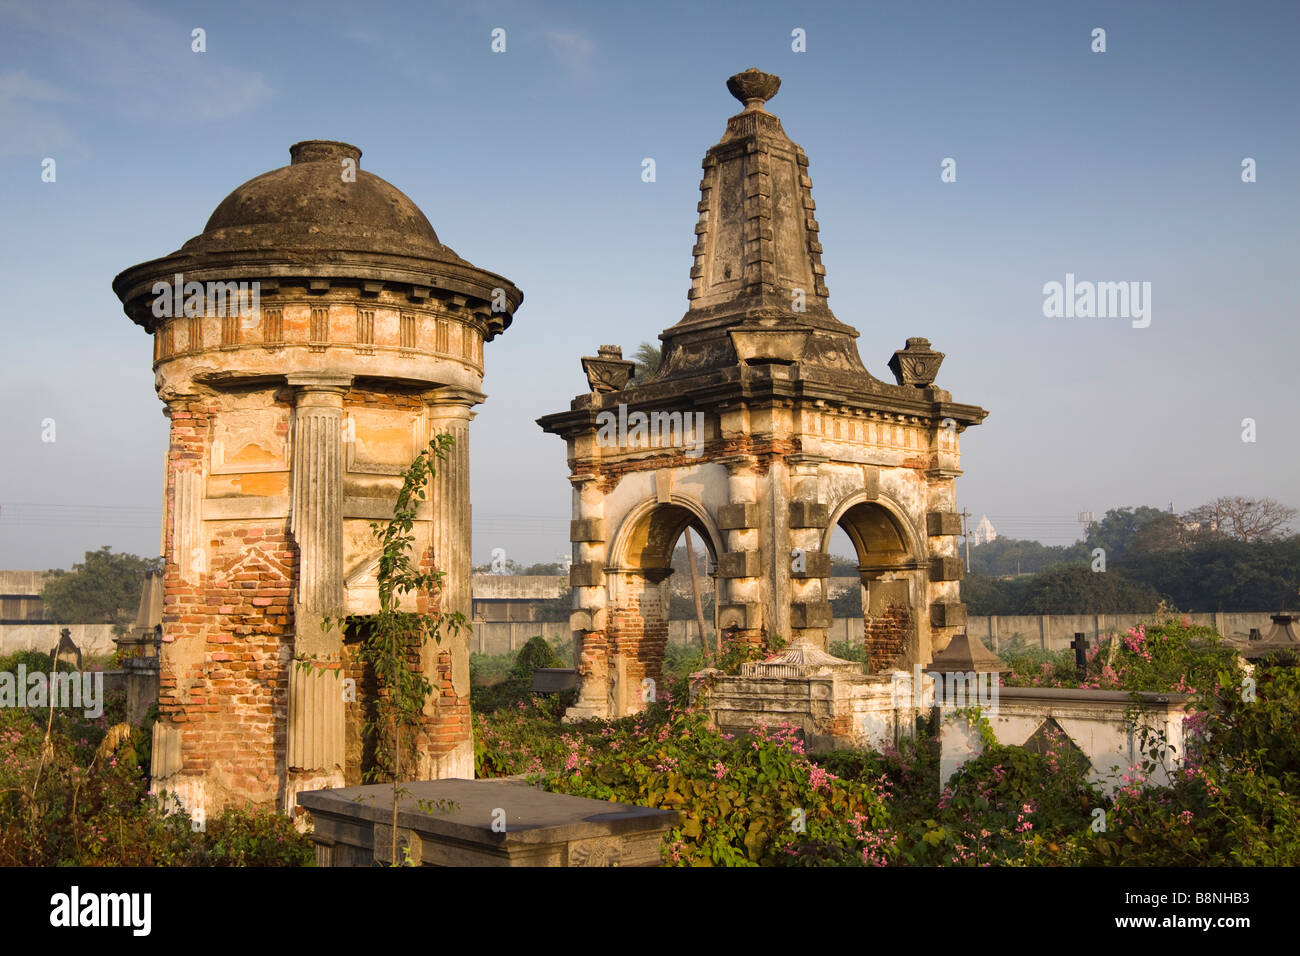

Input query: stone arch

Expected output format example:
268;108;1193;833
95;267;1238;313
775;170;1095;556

599;495;722;716
608;495;723;576
822;492;925;673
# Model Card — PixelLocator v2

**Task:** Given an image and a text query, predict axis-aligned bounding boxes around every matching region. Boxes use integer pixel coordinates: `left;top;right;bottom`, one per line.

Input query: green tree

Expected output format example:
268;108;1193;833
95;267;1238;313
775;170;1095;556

1129;512;1190;553
629;341;662;385
964;566;1166;615
1119;536;1300;611
40;547;162;633
967;537;1082;577
960;573;1018;616
1084;506;1170;563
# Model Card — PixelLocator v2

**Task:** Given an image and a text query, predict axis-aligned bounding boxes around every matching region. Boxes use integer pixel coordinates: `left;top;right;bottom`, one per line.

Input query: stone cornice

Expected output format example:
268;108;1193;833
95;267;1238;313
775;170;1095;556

538;365;988;440
114;252;522;339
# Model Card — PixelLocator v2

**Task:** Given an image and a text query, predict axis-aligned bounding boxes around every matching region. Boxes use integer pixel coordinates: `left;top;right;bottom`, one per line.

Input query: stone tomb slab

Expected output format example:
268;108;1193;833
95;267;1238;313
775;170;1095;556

299;778;677;867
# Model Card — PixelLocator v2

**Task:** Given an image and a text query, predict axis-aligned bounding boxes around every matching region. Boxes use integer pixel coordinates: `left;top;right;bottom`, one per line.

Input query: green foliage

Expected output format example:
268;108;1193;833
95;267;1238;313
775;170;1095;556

466;607;1299;867
1107;617;1242;695
543;698;889;866
1087;665;1300;865
1084;506;1172;564
967;537;1085;577
0;649;74;675
828;640;867;664
470;637;574;715
1002;613;1242;694
1118;536;1300;611
40;547;162;632
628;341;662;385
661;642;708;681
712;632;786;675
966;521;1300;615
964;566;1166;616
512;635;564;678
473;696;578;777
184;805;316;866
468;658;1300;866
0;705;312;866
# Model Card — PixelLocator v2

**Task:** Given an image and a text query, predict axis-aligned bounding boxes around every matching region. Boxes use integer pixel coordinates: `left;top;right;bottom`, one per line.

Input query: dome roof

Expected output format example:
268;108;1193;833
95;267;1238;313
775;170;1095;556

181;140;460;262
113;138;523;336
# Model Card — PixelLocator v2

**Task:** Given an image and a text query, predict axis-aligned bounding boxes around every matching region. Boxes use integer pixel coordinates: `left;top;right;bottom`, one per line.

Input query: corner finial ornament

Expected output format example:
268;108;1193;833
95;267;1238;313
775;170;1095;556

888;337;945;388
581;345;635;393
726;68;780;112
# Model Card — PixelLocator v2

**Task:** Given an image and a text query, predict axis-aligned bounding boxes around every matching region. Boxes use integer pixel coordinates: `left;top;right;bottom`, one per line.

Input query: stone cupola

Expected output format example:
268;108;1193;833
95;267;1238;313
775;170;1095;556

114;141;522;815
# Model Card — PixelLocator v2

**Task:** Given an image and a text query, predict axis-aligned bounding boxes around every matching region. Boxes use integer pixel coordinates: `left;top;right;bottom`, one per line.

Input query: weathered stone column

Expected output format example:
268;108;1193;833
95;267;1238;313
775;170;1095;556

716;456;763;646
567;469;610;721
285;373;351;806
788;458;832;647
426;392;475;625
289;374;350;634
419;390;477;779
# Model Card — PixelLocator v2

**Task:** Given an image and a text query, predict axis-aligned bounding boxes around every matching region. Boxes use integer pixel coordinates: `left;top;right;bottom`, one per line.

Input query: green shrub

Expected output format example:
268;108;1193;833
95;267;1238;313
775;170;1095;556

0;703;313;866
470;637;573;715
662;643;708;681
828;640;867;664
544;700;889;866
1003;614;1242;695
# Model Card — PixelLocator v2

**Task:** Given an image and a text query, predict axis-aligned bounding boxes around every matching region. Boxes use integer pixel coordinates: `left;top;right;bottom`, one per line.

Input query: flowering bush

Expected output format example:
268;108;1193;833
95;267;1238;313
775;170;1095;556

468;613;1299;866
1085;664;1300;865
536;680;887;866
1002;615;1241;695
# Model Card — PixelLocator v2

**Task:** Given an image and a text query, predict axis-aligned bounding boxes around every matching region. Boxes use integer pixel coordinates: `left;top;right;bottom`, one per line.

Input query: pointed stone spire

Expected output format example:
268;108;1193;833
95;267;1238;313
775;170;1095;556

655;69;867;380
688;68;830;312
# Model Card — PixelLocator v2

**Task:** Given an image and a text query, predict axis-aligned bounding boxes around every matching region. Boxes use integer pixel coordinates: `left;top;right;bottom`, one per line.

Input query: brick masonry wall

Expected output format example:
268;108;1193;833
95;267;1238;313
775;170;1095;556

337;545;472;783
863;601;911;672
160;396;296;808
608;587;669;707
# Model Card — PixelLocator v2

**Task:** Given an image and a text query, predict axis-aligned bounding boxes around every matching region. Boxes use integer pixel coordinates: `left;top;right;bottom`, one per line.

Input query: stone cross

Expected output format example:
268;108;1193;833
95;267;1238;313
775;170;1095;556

1070;632;1089;678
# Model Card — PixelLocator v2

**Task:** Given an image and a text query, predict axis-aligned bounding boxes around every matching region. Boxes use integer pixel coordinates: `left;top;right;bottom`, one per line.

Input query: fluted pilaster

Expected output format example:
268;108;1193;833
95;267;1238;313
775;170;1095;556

426;400;473;621
289;375;350;623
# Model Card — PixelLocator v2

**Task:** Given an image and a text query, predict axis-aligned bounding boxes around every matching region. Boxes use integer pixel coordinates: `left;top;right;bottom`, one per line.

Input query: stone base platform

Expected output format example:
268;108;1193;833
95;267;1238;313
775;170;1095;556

299;777;676;867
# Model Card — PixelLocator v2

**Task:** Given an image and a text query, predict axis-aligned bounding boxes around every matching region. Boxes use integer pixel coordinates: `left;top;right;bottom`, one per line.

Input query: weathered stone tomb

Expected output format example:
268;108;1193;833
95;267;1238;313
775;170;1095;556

114;141;522;814
539;70;988;719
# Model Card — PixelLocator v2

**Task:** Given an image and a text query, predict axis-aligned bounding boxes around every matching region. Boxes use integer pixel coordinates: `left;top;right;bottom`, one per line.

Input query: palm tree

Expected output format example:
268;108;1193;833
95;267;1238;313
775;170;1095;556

630;341;661;385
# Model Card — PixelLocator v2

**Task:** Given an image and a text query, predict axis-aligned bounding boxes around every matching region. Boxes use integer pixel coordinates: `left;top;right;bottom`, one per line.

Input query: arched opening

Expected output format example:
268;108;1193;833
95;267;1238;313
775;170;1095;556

826;524;860;654
605;499;721;715
826;499;921;673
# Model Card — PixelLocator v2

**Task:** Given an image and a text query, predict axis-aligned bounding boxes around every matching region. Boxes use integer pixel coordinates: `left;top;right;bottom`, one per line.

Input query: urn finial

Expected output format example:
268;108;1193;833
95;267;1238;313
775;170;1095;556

726;68;781;112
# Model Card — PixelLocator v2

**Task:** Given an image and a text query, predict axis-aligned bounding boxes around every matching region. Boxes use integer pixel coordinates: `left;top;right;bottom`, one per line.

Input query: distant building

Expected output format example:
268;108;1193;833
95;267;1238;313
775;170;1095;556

972;515;997;545
0;571;49;624
471;575;567;622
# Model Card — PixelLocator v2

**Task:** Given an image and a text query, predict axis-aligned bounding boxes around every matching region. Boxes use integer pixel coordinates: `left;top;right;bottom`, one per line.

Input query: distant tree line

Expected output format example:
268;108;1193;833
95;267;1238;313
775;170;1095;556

964;498;1299;615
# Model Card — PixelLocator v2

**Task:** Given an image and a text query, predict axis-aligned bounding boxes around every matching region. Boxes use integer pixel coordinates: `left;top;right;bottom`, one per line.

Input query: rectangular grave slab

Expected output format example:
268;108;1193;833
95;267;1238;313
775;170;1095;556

299;778;677;867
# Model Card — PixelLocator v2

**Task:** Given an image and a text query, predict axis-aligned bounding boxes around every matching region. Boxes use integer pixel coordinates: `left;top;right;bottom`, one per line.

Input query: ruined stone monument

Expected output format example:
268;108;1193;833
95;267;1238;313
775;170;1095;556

114;141;522;813
538;70;987;720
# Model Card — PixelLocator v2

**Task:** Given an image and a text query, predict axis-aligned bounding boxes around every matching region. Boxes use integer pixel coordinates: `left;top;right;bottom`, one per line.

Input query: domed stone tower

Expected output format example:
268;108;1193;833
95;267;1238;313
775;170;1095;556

114;141;522;815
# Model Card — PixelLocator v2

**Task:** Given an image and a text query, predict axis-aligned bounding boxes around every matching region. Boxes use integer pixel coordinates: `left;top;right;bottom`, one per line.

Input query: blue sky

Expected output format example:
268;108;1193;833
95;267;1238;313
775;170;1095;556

1;0;1296;569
